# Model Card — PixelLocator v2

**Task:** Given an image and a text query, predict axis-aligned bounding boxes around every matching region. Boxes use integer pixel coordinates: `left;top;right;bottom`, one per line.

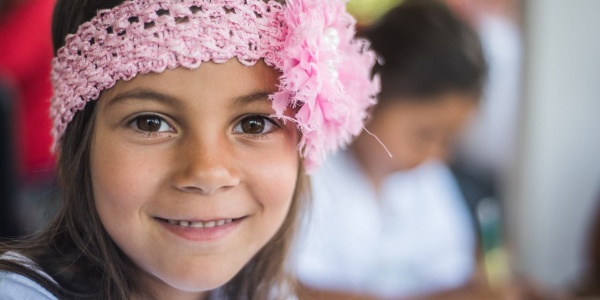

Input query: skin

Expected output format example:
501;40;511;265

90;59;299;300
351;92;478;191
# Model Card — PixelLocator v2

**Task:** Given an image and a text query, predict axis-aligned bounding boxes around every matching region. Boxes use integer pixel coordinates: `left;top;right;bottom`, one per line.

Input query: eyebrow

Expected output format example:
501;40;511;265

106;88;183;109
232;91;272;108
106;88;273;110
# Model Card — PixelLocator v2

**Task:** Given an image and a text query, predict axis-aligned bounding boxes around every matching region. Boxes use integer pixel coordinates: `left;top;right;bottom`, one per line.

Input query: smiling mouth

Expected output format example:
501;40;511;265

158;218;238;228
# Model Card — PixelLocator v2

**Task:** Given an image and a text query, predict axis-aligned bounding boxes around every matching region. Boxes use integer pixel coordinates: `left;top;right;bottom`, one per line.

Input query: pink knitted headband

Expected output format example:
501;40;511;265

51;0;380;171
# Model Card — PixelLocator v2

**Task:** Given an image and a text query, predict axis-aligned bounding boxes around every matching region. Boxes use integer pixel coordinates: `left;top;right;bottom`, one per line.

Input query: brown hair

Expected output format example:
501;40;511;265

360;0;487;103
0;0;308;298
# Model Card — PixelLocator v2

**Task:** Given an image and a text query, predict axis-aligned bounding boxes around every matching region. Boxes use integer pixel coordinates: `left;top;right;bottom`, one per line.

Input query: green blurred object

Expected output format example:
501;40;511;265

347;0;404;25
476;197;511;289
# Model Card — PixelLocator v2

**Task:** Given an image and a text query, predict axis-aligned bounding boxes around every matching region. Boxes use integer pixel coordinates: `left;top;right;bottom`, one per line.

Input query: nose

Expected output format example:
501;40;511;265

171;135;240;195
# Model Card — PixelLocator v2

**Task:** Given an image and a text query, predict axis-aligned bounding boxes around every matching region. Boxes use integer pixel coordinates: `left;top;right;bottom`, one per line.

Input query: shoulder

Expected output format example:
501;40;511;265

0;271;57;300
0;252;58;300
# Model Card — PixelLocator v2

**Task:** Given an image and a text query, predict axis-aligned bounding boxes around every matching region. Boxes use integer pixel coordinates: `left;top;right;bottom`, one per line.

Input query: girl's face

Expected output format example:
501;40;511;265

90;59;299;298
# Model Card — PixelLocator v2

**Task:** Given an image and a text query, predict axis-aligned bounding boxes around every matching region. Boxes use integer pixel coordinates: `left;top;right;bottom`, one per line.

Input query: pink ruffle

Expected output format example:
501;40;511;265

272;0;379;170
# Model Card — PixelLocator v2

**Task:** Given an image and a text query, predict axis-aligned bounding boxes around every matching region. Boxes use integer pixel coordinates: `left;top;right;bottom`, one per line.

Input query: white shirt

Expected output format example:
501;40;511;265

293;150;476;298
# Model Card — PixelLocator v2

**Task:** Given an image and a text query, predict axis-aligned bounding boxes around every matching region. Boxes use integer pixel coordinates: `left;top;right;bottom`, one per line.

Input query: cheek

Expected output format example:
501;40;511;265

239;137;299;240
90;141;134;260
90;130;164;238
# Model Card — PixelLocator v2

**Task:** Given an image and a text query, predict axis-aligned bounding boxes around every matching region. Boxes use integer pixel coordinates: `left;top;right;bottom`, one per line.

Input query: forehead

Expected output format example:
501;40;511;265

99;59;280;108
374;92;477;126
380;92;477;112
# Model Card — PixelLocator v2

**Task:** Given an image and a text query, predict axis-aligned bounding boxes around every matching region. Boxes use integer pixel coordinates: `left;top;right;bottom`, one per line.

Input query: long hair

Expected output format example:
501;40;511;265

0;0;309;298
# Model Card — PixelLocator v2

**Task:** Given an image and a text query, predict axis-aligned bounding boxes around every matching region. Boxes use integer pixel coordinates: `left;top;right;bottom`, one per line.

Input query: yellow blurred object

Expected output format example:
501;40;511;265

484;247;511;289
476;197;512;289
347;0;404;25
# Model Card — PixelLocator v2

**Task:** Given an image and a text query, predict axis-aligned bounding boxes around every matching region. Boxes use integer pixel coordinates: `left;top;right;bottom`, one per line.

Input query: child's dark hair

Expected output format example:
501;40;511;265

0;0;309;299
361;0;487;103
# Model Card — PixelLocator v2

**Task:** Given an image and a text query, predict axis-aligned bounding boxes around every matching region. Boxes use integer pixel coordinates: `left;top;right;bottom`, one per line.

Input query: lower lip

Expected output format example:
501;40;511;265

158;218;243;242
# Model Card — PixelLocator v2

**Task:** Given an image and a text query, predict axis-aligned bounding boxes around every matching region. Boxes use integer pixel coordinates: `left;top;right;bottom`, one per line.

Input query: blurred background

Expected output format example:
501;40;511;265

1;0;600;296
343;0;600;293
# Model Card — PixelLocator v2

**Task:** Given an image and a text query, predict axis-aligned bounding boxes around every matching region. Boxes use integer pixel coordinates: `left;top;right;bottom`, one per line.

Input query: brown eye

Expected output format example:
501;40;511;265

242;117;264;134
234;115;275;135
137;116;161;132
132;115;172;132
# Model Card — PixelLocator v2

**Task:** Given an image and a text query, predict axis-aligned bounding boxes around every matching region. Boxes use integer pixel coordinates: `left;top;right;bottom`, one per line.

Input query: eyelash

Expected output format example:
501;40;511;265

127;113;175;138
126;114;280;139
233;114;280;139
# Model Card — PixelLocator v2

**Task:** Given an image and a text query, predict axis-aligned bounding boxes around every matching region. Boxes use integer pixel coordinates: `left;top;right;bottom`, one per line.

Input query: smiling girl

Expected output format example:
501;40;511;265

0;0;378;299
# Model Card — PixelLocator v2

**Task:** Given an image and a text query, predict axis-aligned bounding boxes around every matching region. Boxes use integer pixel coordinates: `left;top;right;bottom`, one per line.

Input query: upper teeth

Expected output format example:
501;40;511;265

168;219;232;228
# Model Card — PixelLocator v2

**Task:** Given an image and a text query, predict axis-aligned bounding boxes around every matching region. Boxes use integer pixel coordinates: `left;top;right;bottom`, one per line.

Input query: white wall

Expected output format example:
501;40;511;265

508;0;600;288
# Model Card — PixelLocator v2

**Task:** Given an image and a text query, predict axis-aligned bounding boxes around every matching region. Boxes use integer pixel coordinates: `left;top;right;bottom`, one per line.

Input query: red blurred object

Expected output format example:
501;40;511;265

0;0;56;183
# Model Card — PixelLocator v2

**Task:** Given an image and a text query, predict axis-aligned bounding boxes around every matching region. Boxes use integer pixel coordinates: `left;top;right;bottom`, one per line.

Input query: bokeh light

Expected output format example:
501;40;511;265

347;0;404;25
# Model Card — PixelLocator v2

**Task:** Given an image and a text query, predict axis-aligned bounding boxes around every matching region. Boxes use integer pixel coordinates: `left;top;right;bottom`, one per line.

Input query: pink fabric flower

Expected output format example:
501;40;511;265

272;0;380;171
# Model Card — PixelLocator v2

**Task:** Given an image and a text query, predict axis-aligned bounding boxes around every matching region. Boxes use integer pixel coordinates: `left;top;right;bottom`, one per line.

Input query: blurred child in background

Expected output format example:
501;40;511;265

293;1;563;298
293;0;488;299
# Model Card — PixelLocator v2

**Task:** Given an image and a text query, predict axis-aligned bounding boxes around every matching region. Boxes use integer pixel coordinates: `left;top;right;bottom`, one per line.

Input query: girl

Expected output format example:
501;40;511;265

0;0;379;299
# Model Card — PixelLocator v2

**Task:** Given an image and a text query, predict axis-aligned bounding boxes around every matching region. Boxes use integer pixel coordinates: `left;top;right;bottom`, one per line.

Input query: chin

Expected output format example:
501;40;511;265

173;278;224;292
153;265;241;295
159;276;228;296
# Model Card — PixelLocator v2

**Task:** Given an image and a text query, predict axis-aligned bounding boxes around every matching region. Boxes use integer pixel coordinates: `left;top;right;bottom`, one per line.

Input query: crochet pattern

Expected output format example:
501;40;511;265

51;0;379;171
